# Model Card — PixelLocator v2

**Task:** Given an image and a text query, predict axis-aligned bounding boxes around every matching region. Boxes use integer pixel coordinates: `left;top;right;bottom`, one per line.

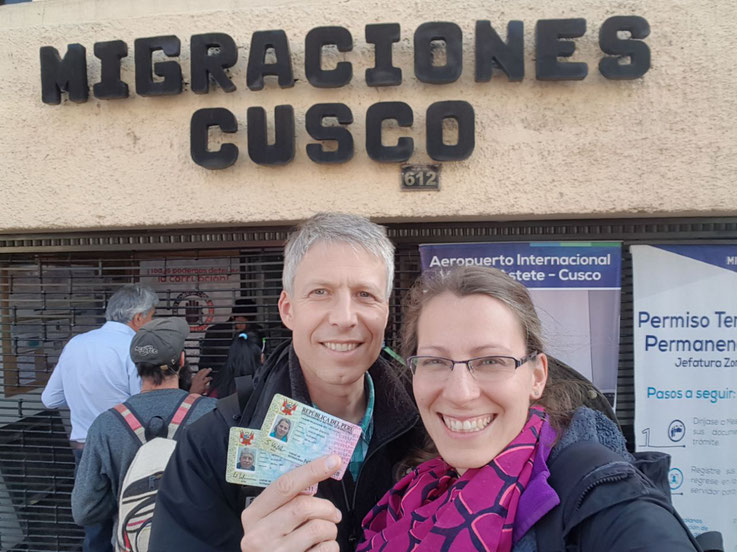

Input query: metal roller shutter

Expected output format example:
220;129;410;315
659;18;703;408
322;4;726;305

1;216;735;550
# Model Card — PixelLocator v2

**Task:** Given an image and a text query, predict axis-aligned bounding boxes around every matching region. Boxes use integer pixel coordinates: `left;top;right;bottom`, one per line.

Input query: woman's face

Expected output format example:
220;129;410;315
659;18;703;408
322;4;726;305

276;419;290;438
412;292;547;474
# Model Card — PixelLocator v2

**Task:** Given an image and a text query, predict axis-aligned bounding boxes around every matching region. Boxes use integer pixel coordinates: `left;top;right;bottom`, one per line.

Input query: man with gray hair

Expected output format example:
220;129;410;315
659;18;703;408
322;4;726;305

42;283;158;552
150;213;423;552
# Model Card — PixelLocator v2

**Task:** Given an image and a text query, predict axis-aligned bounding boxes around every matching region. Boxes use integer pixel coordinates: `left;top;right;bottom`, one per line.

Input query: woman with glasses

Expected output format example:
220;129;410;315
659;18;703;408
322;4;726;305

359;266;698;552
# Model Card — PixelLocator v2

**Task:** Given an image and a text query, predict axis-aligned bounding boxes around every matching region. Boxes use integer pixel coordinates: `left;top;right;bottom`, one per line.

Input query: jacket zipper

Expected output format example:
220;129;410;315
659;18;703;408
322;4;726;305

351;418;418;510
575;471;631;510
340;478;357;547
343;417;418;546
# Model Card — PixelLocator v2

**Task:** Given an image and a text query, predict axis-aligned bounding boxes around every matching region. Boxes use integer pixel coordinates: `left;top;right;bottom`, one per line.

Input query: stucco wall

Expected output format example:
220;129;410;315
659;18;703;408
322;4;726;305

0;0;734;232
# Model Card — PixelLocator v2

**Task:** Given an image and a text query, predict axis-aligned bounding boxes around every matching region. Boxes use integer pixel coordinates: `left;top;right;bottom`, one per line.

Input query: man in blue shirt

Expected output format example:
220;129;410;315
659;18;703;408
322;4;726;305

42;283;158;552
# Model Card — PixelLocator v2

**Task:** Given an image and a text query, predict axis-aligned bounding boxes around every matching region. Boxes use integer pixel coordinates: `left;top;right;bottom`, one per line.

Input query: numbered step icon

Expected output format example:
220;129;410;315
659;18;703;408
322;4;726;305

669;467;684;491
668;419;686;443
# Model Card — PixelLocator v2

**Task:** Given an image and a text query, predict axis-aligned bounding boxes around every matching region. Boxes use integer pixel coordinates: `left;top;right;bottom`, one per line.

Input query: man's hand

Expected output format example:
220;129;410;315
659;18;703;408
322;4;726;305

189;367;212;395
241;455;342;552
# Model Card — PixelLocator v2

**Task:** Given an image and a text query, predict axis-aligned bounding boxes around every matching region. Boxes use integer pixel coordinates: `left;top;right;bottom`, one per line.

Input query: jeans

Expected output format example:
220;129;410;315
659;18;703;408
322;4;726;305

73;447;114;552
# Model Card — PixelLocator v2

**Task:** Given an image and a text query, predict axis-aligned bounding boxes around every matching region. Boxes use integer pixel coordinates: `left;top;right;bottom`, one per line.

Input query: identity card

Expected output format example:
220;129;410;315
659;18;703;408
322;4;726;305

257;393;362;480
225;427;316;493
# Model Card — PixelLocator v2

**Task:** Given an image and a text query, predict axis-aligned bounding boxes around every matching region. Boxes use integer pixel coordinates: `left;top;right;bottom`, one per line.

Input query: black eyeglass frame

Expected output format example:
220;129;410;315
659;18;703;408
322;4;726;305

406;351;540;375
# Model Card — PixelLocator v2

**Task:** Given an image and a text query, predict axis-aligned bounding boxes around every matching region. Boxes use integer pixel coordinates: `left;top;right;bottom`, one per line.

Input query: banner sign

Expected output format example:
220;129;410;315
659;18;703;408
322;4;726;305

140;258;241;364
632;245;737;550
419;242;622;396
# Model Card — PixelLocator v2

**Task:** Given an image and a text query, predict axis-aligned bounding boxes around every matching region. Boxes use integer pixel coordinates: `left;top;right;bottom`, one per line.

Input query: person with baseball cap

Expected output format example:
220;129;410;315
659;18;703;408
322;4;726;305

71;318;217;543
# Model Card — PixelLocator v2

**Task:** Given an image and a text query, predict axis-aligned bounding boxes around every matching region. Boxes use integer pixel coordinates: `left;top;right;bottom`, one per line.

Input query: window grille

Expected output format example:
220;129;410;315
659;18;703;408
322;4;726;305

0;216;735;550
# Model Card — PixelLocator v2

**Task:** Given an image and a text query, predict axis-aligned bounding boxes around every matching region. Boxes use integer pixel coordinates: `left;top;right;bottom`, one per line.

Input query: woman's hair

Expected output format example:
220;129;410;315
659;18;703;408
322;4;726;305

398;266;591;472
400;266;544;361
211;331;263;398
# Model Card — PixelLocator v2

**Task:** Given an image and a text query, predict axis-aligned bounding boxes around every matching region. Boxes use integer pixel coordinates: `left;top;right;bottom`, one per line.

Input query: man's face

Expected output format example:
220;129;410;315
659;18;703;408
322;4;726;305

278;241;390;390
240;451;254;469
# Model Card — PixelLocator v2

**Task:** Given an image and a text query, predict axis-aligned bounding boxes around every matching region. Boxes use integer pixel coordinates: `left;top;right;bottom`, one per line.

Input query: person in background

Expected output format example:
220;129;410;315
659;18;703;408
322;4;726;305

207;330;264;399
42;284;158;552
358;266;699;552
71;318;216;543
199;298;260;376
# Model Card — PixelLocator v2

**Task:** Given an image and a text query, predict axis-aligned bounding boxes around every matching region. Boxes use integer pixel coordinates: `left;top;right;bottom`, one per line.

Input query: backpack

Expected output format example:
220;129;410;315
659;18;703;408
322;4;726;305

536;357;724;552
111;393;202;552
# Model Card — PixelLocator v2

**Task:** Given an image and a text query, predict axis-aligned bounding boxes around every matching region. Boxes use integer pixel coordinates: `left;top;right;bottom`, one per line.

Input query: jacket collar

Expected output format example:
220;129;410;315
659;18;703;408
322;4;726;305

103;320;136;335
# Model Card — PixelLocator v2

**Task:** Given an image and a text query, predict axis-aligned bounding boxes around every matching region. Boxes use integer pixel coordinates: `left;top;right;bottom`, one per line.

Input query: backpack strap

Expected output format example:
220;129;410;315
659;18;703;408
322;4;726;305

112;402;147;446
167;393;203;439
695;531;724;552
216;339;291;428
216;375;254;427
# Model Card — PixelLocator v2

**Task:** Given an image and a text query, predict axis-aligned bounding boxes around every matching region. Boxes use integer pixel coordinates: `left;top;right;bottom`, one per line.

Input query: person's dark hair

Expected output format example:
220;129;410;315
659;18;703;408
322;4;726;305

136;358;187;386
211;331;263;397
397;266;591;473
230;298;257;320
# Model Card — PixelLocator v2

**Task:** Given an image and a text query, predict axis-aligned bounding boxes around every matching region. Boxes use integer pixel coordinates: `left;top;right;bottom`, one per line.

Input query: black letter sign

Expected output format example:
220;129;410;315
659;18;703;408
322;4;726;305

475;20;524;82
39;44;88;104
247;105;295;165
426;100;475;161
305;26;353;88
93;40;128;100
536;19;588;80
365;102;414;162
247;30;294;91
599;16;651;79
414;22;463;84
134;36;183;96
305;103;354;164
365;23;402;87
190;108;239;170
191;33;238;93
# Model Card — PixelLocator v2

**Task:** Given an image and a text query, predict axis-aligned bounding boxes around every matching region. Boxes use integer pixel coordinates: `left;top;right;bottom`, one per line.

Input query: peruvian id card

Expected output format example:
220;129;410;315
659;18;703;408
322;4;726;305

257;393;362;480
225;427;316;493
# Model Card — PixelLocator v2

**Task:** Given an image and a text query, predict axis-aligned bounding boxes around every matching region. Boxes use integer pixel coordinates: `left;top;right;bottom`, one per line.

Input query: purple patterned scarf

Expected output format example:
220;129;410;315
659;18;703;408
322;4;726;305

358;407;553;552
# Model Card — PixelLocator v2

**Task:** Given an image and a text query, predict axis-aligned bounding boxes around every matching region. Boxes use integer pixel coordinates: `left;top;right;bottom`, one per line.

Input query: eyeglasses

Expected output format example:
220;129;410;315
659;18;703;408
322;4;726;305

407;352;539;383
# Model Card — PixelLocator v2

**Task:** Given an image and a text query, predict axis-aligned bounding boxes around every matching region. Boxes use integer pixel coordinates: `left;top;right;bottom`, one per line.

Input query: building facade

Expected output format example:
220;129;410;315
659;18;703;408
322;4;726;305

1;0;735;549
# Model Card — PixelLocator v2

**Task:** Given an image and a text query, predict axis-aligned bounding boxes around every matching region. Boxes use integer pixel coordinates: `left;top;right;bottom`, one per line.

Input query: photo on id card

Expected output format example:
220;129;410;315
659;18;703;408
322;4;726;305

226;427;317;493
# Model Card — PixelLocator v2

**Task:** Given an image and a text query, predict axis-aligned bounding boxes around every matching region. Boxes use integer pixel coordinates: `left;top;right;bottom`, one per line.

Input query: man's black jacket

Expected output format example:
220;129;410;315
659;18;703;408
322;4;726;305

149;345;423;551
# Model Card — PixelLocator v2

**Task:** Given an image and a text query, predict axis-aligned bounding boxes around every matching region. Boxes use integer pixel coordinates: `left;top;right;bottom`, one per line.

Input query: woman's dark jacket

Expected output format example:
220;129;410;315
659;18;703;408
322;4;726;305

514;407;699;552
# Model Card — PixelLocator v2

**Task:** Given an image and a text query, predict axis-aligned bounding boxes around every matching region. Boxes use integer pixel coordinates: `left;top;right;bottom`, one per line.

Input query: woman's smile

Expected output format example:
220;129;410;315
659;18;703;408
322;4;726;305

440;413;494;433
